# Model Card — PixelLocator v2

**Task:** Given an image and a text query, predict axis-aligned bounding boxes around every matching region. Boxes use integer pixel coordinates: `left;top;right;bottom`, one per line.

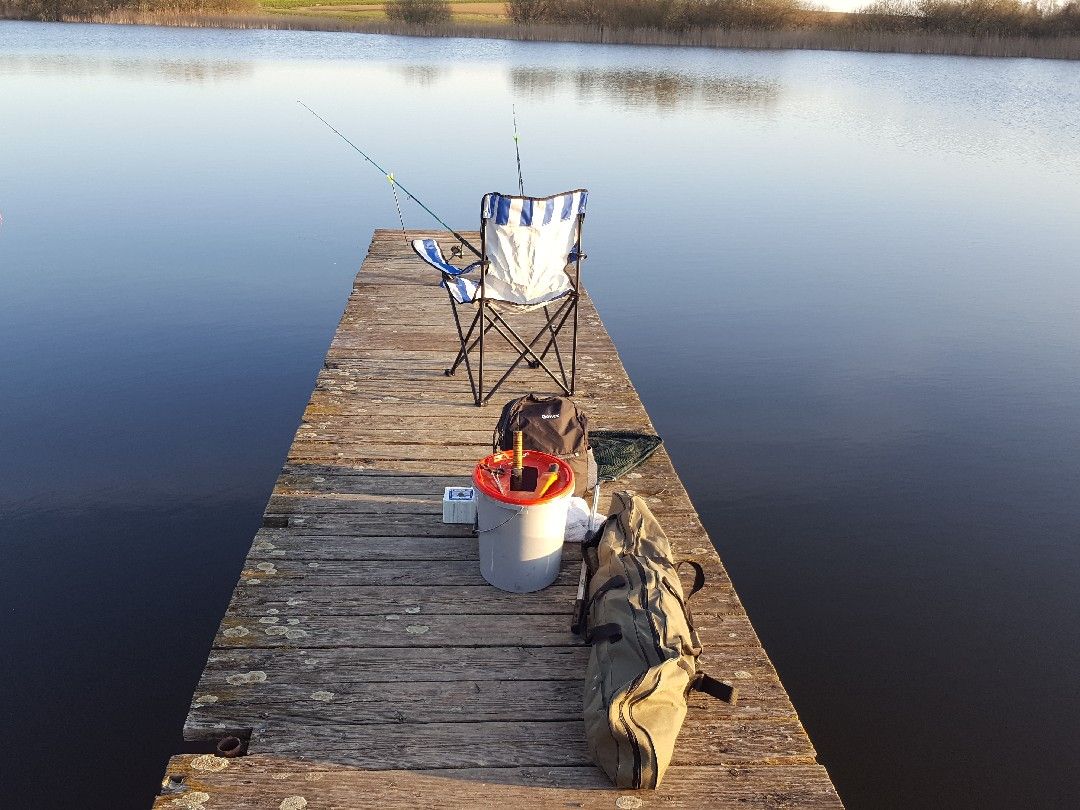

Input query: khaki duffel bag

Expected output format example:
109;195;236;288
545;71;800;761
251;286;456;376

580;492;736;789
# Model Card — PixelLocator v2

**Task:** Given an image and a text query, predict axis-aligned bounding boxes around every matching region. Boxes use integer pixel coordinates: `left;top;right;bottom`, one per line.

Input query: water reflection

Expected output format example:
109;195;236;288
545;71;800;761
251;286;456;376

0;53;252;83
394;64;441;86
510;67;779;111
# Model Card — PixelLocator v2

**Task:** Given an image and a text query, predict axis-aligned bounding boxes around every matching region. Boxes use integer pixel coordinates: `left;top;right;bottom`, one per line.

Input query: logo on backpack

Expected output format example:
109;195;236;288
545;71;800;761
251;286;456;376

541;412;560;419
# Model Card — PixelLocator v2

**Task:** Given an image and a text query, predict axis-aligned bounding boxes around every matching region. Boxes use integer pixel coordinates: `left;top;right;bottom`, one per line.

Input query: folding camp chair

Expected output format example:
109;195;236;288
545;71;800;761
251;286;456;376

411;189;588;406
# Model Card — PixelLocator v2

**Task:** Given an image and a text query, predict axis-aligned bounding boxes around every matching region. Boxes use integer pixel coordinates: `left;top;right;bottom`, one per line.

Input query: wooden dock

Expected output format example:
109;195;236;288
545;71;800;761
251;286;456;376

154;230;842;808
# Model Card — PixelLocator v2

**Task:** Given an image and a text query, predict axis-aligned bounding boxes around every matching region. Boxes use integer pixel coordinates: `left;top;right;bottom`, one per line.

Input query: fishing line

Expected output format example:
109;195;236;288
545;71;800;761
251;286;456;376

298;100;481;257
386;172;407;244
512;104;524;196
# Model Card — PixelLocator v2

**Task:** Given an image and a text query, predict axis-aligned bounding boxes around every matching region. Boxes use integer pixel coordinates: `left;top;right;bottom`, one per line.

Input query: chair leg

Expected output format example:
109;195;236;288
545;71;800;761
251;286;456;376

532;304;570;390
478;301;576;404
445;293;484;405
570;292;579;395
448;311;495;377
445;294;578;407
477;299;487;406
529;305;562;373
445;302;477;375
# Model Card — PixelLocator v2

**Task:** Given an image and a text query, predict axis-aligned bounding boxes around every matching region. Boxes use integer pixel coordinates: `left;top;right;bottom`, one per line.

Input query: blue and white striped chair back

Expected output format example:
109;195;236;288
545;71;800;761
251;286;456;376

481;189;587;307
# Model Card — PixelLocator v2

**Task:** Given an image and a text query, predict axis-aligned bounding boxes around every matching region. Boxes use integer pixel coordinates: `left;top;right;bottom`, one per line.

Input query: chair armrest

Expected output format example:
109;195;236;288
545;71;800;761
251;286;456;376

412;238;479;277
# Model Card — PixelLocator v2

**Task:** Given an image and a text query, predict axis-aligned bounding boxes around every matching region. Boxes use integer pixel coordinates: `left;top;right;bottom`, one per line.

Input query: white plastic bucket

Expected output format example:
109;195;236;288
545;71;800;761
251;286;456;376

474;451;574;593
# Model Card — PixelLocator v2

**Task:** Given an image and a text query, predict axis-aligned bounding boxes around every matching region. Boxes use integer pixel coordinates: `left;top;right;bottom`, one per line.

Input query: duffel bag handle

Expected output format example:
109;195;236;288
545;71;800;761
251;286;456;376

677;560;706;599
692;672;738;704
573;574;627;637
586;623;624;644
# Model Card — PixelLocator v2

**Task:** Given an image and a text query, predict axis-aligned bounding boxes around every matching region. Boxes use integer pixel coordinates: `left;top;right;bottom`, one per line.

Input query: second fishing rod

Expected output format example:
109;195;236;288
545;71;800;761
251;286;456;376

300;101;530;258
298;100;482;258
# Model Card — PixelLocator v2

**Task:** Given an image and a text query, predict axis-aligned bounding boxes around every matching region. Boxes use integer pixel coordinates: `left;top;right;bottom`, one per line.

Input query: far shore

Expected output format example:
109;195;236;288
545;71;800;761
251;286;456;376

8;12;1080;60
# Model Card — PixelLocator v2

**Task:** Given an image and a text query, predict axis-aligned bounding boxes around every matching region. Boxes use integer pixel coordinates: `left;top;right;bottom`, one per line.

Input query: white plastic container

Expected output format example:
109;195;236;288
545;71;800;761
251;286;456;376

473;450;574;593
442;486;477;524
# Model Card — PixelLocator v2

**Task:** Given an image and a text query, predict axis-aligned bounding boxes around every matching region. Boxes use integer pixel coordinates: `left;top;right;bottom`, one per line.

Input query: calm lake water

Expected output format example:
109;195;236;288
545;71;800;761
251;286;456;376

2;20;1079;808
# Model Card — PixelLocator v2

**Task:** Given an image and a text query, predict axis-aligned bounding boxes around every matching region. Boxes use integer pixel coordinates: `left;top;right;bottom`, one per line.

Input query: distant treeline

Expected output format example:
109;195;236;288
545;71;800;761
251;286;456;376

857;0;1080;36
507;0;807;30
505;0;1080;37
0;0;254;20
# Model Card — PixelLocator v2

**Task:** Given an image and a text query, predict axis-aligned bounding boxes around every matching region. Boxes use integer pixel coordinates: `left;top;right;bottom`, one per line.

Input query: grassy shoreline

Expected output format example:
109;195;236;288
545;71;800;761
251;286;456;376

12;10;1080;60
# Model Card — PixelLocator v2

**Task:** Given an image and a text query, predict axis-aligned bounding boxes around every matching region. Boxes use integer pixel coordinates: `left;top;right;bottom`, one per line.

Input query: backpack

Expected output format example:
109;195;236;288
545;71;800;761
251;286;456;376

579;492;737;789
492;394;596;497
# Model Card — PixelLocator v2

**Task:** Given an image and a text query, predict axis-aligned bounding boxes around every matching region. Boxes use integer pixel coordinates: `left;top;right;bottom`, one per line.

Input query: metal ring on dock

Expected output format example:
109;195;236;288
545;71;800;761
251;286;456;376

215;736;243;758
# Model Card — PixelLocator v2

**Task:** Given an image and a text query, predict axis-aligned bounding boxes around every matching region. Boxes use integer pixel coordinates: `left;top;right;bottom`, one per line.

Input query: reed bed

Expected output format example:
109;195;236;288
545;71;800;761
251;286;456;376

2;0;1076;60
45;11;1078;59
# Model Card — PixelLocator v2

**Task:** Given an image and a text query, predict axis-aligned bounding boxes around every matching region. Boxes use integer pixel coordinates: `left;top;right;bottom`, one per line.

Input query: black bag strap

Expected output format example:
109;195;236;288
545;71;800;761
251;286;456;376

586;623;623;644
677;560;706;599
582;516;610;551
492;395;525;452
584;574;626;615
574;573;627;638
691;672;737;704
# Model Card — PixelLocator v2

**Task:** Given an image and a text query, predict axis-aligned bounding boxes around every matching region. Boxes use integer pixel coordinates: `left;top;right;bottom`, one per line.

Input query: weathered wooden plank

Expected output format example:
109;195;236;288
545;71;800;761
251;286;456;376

215;612;589;649
239;717;818;770
304;398;649;422
270;473;683;507
188;668;794;731
194;643;784;687
263;487;696;516
233;545;734;597
228;584;578;615
188;678;589;725
155;758;842;810
230;559;580;589
213;607;765;653
246;534;481;561
257;508;708;539
186;680;797;731
241;535;726;574
256;515;477;535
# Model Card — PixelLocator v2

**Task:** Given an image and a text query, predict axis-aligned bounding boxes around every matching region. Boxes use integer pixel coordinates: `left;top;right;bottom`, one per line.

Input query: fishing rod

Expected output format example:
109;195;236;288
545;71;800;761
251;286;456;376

512;105;524;196
298;100;481;258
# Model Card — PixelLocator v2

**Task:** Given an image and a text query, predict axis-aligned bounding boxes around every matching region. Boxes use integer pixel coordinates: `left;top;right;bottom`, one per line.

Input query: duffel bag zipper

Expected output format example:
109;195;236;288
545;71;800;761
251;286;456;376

630;555;665;664
627;669;664;789
618;671;646;788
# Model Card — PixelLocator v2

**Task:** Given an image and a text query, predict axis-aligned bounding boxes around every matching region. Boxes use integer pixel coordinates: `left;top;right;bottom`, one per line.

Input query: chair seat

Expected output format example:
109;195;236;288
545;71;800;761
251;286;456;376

443;274;573;309
413;237;573;309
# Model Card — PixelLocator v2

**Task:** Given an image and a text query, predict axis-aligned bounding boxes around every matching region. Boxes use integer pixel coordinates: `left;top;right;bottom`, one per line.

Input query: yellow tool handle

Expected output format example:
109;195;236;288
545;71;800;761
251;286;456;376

536;464;560;498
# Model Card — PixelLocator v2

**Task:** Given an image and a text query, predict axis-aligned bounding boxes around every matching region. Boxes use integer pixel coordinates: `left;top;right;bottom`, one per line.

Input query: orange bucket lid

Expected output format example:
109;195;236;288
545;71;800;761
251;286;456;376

473;450;574;505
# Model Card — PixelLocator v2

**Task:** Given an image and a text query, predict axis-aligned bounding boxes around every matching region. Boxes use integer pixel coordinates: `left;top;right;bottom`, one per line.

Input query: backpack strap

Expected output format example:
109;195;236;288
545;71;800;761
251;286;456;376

492;395;526;453
691;672;738;704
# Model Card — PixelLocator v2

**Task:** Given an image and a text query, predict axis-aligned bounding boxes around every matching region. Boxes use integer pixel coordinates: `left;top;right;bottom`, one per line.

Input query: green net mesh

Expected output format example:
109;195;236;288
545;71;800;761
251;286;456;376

590;430;663;482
